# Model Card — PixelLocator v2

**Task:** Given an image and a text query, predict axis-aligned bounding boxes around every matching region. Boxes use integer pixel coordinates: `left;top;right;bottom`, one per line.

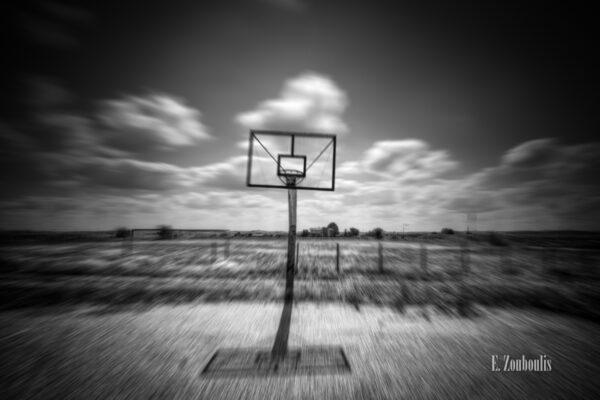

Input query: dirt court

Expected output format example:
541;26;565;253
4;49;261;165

1;303;599;400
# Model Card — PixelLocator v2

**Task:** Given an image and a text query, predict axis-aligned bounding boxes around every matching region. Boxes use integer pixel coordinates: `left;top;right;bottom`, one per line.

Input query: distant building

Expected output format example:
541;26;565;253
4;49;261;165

309;227;323;237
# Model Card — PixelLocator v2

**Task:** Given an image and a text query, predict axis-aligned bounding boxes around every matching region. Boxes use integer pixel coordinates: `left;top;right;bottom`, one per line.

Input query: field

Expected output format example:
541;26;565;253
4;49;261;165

1;231;600;399
1;232;599;319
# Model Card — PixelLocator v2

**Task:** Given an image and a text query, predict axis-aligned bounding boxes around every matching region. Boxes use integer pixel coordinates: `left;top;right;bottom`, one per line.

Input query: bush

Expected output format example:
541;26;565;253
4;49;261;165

115;227;131;238
157;225;173;240
371;227;384;239
327;222;340;237
441;227;455;234
349;227;360;237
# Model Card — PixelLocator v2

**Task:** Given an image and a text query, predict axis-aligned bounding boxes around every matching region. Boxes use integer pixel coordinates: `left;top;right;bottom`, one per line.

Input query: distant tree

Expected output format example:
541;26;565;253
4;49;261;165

441;227;455;234
301;229;309;237
115;227;131;238
349;227;360;237
372;227;384;239
327;222;339;237
157;225;173;240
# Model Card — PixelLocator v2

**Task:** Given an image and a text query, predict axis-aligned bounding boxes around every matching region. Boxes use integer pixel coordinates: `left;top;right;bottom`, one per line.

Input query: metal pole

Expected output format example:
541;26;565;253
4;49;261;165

295;241;299;274
287;189;297;279
271;188;297;363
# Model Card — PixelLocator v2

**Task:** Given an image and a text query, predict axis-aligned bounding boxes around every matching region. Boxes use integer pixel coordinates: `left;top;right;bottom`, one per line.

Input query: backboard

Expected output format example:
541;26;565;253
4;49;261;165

246;130;336;191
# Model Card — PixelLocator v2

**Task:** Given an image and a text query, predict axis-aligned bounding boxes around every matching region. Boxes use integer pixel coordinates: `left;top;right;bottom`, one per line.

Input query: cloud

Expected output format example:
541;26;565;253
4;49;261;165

280;139;466;231
175;191;278;210
443;193;501;214
8;83;210;159
4;82;599;234
340;139;459;182
187;156;248;190
1;84;217;199
98;93;211;153
67;157;194;191
443;138;600;227
468;138;600;192
236;72;349;134
36;154;250;194
500;138;561;169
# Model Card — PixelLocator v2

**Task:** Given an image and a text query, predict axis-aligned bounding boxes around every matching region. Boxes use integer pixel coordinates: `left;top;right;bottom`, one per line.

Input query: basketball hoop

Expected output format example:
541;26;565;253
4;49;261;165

245;129;337;367
279;170;305;186
247;130;336;191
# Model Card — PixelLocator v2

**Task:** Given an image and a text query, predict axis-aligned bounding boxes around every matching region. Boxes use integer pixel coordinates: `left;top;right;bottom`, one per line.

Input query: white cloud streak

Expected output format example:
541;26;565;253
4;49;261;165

98;93;211;153
236;72;349;134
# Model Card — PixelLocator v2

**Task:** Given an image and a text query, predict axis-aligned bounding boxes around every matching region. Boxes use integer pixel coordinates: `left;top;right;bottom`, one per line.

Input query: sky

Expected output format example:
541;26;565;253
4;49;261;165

1;0;598;232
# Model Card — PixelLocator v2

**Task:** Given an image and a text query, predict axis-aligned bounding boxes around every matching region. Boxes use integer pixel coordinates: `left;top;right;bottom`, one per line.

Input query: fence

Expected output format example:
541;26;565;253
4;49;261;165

119;236;597;281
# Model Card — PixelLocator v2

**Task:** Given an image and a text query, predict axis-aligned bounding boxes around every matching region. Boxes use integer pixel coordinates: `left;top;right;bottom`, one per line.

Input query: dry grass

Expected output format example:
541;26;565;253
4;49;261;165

0;235;599;321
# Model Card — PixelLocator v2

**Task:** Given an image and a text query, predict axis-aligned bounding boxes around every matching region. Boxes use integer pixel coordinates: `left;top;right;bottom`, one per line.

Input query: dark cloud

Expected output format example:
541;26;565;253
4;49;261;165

444;139;600;227
472;139;600;192
0;82;217;198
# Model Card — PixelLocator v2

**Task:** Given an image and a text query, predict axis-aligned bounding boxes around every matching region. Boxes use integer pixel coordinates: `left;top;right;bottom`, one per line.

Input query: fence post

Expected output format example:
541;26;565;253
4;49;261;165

211;242;217;263
378;241;384;273
224;239;230;259
420;244;428;278
336;242;340;274
122;230;134;256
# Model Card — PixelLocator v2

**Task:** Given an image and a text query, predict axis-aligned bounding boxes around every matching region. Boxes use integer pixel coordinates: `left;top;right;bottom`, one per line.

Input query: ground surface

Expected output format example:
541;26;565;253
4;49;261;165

1;303;599;400
1;234;599;399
